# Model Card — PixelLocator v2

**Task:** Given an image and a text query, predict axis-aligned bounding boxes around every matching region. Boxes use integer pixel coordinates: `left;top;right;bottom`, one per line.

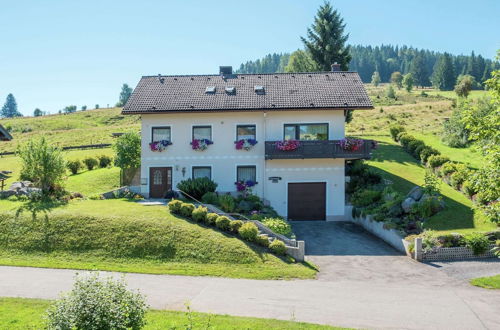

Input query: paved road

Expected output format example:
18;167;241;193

0;221;499;329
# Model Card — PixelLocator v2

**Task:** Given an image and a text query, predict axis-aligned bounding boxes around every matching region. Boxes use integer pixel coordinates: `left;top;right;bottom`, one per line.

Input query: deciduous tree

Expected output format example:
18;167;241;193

284;50;318;72
390;71;403;89
403;73;414;92
371;71;381;86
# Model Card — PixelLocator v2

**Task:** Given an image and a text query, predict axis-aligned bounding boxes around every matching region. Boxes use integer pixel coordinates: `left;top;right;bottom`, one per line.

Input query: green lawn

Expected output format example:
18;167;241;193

470;275;500;289
0;297;341;330
0;199;316;280
419;89;489;100
366;136;497;235
1;148;118;195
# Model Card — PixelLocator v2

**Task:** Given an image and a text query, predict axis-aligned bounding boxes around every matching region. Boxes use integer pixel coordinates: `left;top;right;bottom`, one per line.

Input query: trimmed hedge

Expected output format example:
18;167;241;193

269;240;287;255
238;222;259;241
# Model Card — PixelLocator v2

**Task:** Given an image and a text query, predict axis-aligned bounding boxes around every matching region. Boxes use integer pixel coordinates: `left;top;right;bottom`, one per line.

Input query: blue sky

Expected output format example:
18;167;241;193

1;0;499;116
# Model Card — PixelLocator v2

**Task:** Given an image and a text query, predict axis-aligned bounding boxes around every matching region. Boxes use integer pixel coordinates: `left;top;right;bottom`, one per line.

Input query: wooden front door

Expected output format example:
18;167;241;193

149;167;172;198
288;182;326;221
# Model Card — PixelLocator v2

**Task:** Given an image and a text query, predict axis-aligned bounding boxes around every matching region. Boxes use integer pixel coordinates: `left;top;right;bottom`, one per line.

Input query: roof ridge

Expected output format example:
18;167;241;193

142;71;359;78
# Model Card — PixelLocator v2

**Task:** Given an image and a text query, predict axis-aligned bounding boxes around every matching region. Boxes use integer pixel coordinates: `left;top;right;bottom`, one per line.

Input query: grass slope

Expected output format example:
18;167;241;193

470;275;500;289
0;199;316;280
0;107;140;153
366;136;496;234
0;298;341;330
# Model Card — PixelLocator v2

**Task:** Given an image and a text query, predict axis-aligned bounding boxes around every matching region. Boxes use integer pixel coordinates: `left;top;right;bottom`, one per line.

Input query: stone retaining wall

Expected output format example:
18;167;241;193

417;243;496;261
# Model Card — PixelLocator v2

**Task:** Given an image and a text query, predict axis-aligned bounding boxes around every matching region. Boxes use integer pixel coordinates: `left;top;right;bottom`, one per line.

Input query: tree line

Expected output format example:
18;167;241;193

236;46;498;90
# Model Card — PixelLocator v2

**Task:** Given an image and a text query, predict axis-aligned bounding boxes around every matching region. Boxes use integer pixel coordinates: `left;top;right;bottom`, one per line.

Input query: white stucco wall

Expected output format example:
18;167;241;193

140;110;346;220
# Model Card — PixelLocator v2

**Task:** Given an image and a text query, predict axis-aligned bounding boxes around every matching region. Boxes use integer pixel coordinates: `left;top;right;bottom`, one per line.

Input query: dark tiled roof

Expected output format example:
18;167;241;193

0;124;12;141
122;71;373;114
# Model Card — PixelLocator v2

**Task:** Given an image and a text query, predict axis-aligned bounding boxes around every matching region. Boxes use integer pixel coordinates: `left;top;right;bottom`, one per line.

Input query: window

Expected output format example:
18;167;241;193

152;127;171;142
237;166;256;183
192;126;212;140
192;166;211;179
283;123;328;140
236;125;256;140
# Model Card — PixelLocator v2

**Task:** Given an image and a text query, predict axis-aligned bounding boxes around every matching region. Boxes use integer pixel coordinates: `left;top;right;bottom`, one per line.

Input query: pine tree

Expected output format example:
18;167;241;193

371;71;381;86
301;2;351;71
1;93;22;118
116;84;133;107
410;52;429;87
431;53;456;90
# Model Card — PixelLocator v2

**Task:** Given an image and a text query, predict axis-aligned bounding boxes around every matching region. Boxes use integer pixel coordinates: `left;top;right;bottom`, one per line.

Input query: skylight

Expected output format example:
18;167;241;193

205;86;216;94
225;86;236;94
254;85;265;94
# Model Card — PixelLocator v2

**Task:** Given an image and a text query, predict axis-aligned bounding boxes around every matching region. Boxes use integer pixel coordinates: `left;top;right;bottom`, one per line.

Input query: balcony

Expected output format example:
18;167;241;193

265;140;374;160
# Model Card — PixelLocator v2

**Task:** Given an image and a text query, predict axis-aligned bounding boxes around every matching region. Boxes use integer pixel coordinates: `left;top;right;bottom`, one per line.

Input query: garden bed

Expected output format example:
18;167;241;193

421;245;497;261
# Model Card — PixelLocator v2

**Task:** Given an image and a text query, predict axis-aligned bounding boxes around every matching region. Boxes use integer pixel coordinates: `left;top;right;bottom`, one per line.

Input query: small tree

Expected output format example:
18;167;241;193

33;108;43;117
63;105;77;114
116;83;133;107
17;137;66;195
114;132;141;169
46;274;147;330
403;73;414;92
371;71;381;86
454;74;475;98
385;84;396;99
284;49;319;72
81;105;87;111
95;104;100;109
390;71;403;89
1;93;22;118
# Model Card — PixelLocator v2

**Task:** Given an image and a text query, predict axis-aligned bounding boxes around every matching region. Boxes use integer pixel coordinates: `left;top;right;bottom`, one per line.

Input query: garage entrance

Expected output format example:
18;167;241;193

287;182;326;221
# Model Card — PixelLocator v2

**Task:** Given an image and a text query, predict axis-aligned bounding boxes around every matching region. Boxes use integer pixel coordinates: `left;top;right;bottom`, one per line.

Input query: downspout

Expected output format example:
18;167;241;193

262;111;267;200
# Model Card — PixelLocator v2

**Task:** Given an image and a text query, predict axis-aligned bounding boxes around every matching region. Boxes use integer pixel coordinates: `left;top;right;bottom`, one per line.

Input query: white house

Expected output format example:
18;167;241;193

122;66;373;221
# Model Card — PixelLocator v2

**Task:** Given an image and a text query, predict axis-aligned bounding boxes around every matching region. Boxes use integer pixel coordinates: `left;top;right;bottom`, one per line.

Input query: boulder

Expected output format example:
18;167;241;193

401;197;416;213
407;186;424;201
388;203;404;217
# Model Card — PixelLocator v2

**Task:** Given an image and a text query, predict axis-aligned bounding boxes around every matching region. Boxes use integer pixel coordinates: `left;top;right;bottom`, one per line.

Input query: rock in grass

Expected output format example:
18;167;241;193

401;197;416;213
407;186;423;201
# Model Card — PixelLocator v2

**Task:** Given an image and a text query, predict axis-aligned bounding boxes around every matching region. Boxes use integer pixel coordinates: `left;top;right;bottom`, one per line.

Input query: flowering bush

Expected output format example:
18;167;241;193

275;140;300;151
235;180;256;192
149;140;172;152
190;138;213;151
339;138;364;151
235;139;258;151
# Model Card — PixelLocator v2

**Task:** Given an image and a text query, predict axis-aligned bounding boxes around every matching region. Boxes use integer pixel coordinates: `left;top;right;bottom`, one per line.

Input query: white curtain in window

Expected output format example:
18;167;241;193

193;127;211;140
193;167;211;179
237;166;256;182
237;126;256;140
153;128;171;141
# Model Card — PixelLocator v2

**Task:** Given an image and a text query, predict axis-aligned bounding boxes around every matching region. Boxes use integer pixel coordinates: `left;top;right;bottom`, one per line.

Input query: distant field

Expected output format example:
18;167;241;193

0;107;140;153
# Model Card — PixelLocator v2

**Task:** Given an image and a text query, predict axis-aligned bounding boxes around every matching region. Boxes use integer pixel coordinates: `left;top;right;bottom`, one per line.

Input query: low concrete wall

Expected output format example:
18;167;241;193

418;242;497;261
352;214;406;254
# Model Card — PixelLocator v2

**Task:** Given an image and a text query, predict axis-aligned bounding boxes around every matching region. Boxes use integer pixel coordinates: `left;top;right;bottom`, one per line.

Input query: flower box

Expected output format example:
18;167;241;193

235;139;258;151
339;138;364;152
275;140;300;151
149;140;172;152
190;139;213;151
235;180;256;192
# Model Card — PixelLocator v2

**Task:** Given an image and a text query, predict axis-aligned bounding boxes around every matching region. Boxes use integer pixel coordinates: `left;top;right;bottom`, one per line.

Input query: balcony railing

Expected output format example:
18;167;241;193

265;140;374;160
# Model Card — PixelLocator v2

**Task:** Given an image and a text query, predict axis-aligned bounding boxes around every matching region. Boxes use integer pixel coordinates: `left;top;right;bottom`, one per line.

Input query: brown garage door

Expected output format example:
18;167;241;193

288;182;326;221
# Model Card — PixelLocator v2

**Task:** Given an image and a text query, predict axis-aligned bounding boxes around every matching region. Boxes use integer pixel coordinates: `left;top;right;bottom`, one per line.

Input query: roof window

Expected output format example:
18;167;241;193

254;85;265;94
205;86;216;94
225;86;236;94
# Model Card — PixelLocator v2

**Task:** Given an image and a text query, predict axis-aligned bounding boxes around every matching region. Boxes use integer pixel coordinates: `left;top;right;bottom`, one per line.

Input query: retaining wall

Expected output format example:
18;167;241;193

351;214;407;254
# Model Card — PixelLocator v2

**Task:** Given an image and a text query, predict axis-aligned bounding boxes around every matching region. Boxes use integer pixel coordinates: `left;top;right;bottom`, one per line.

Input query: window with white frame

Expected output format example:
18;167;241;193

152;127;171;142
192;126;212;140
192;166;211;179
236;125;256;140
237;165;256;183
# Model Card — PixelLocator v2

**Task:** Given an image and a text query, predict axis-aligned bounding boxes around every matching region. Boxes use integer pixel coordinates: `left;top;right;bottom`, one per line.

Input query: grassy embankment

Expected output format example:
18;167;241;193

470;275;500;289
0;297;342;330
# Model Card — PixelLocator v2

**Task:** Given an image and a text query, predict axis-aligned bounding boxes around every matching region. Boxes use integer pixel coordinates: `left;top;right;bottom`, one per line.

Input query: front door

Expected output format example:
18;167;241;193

149;167;172;198
288;182;326;221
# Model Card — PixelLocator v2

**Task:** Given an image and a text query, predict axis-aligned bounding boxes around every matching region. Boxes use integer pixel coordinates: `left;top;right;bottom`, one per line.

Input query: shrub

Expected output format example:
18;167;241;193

229;220;244;233
167;199;183;214
389;125;405;141
396;131;409;142
461;180;477;198
238;222;259;241
17;137;66;195
255;234;270;247
191;206;208;222
419;146;440;164
46;274;147;330
261;217;293;237
218;194;235;213
350;189;382;207
180;203;195;218
463;233;490;255
427;155;450;169
205;212;219;225
399;134;416;148
97;155;113;168
269;240;287;256
177;177;218;200
66;160;82;175
83;157;98;170
450;164;470;188
201;191;218;204
439;162;457;177
407;140;425;156
215;215;231;231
